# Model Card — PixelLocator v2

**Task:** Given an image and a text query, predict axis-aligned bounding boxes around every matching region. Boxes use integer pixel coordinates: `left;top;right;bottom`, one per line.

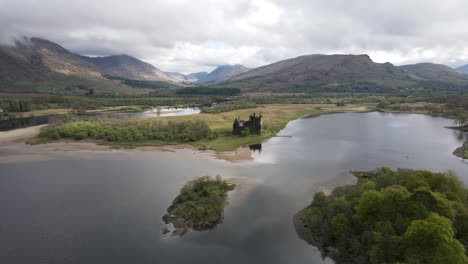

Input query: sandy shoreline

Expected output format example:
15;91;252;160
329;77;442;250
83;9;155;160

0;107;379;163
0;125;47;143
0;125;256;163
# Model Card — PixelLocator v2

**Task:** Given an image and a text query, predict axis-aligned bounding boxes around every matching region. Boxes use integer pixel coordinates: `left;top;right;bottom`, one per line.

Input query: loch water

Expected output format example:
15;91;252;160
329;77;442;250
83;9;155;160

0;112;466;264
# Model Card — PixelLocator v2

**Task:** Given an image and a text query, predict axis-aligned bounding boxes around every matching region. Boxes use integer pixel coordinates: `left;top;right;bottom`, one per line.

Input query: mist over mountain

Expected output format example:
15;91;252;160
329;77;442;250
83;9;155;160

457;64;468;74
0;37;181;93
1;37;468;94
197;65;250;83
164;65;249;84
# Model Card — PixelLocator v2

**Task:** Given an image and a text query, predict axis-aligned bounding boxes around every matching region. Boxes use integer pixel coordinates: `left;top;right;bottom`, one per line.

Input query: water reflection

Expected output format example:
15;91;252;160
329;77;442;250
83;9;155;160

249;143;262;154
0;115;65;131
0;112;467;264
134;107;201;117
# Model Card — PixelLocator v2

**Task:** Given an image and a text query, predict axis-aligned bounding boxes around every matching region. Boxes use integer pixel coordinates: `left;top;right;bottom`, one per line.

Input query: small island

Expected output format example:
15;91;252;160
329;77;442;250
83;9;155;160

454;142;468;159
162;176;235;236
295;168;468;264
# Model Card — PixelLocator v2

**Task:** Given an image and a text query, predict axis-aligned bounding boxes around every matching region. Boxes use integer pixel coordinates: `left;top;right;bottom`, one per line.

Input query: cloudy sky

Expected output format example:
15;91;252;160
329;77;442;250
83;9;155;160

1;0;468;73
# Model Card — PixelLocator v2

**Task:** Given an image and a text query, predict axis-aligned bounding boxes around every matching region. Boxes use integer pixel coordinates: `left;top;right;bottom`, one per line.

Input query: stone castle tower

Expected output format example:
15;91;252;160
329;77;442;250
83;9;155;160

232;113;262;135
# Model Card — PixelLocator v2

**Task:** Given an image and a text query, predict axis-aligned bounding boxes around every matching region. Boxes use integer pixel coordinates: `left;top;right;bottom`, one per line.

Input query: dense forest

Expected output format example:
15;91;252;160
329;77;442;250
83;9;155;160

298;168;468;264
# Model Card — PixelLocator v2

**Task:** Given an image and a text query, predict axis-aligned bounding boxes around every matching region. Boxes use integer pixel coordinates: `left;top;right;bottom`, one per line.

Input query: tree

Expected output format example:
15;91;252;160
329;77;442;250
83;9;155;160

454;114;467;128
403;213;467;264
355;190;384;225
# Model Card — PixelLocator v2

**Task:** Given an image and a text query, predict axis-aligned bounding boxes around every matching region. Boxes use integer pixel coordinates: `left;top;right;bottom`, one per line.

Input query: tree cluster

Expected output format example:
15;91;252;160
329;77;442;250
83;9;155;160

40;119;216;143
162;176;235;230
301;167;468;264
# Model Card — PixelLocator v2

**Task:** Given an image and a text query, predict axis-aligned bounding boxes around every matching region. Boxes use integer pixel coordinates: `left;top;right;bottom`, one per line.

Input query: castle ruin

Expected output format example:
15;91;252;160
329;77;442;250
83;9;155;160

232;113;262;135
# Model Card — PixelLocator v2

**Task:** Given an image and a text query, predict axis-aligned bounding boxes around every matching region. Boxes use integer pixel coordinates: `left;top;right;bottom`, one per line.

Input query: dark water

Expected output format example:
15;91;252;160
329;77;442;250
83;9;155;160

0;116;51;131
0;114;97;131
0;112;466;264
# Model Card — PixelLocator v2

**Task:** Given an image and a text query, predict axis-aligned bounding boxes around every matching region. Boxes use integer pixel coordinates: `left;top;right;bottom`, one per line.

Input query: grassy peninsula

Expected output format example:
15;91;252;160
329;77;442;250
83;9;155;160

162;176;235;235
30;103;372;151
295;168;468;264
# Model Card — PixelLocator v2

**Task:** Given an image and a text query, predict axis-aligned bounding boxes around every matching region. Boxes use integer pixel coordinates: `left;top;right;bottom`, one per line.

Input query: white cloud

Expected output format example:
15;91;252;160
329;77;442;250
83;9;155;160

1;0;468;73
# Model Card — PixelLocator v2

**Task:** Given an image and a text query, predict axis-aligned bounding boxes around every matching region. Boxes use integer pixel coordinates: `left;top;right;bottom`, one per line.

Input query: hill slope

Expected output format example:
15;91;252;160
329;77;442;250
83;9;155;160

185;72;208;82
400;63;468;84
80;54;178;82
221;54;468;93
164;71;211;83
457;64;468;74
198;65;250;83
0;38;174;94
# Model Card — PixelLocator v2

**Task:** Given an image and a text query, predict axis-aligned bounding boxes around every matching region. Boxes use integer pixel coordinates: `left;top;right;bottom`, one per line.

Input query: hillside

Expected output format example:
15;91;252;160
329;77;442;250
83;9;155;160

164;71;209;83
198;65;250;83
185;72;209;82
220;54;468;93
164;65;248;84
80;54;178;82
0;38;143;94
165;72;187;82
400;63;468;84
457;64;468;74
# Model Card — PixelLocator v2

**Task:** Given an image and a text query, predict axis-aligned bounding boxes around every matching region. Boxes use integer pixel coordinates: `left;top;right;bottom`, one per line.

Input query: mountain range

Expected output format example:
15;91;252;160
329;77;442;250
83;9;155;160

1;37;468;94
0;37;249;94
165;64;250;83
221;54;468;93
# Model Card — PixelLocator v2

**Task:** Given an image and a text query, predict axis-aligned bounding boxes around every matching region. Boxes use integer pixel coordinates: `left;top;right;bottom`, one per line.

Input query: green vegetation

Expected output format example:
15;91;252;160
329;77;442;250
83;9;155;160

0;95;212;113
38;118;216;143
454;114;468;131
162;176;235;231
175;87;241;96
454;142;468;159
32;104;372;151
201;100;257;113
103;75;181;89
297;168;468;264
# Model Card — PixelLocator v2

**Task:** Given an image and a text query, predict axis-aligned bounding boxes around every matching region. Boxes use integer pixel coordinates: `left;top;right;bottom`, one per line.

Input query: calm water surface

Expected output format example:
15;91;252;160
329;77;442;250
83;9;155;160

134;107;201;118
0;112;466;264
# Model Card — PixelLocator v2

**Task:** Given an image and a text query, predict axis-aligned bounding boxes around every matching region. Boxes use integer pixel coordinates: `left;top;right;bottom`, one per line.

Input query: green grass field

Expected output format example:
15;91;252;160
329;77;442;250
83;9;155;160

33;103;374;152
130;103;372;151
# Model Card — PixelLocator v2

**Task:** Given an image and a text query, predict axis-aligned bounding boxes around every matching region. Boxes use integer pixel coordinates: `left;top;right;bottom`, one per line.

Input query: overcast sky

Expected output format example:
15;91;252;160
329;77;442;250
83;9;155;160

1;0;468;73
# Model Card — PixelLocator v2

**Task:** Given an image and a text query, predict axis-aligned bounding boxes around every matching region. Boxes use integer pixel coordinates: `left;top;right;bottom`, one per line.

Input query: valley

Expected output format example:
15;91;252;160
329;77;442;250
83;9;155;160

1;27;468;264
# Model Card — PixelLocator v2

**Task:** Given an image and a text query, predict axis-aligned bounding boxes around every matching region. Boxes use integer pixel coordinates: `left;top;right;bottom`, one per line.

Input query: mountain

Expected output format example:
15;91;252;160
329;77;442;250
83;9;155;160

165;72;188;82
221;54;468;92
164;71;209;83
20;38;104;79
0;37;136;94
0;37;178;94
198;65;250;83
185;72;209;82
80;54;177;82
400;63;468;84
457;64;468;74
164;65;248;84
